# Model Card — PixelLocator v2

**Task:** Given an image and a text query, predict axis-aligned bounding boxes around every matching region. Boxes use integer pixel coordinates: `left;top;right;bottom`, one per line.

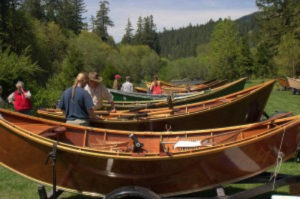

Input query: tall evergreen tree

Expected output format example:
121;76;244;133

0;0;21;35
57;0;86;34
0;0;11;36
94;0;114;41
44;0;59;22
133;15;160;53
134;16;143;44
72;0;86;33
121;18;134;44
21;0;44;20
0;0;35;54
255;0;300;76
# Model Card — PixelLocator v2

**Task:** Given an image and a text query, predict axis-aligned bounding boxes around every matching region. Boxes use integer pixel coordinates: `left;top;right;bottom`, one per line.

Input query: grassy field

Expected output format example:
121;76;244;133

0;79;300;199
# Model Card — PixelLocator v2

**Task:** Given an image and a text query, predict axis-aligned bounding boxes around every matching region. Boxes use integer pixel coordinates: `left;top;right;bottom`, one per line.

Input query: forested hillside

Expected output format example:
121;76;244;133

158;12;259;59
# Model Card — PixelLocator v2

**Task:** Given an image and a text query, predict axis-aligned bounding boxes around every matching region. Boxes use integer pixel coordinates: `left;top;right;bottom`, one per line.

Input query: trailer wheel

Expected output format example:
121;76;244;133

292;88;297;95
104;186;161;199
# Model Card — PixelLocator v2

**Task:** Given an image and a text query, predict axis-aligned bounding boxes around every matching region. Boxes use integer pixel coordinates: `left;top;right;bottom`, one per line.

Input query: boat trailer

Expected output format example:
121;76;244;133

38;144;300;199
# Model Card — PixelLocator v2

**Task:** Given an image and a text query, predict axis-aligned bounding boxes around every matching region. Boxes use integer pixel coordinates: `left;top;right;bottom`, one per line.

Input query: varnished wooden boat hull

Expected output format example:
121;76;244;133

146;80;227;94
38;80;273;131
106;78;247;110
277;78;289;89
0;109;300;197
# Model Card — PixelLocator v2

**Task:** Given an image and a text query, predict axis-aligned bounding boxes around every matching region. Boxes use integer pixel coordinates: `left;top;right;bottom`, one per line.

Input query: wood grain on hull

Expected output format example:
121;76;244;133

1;109;300;196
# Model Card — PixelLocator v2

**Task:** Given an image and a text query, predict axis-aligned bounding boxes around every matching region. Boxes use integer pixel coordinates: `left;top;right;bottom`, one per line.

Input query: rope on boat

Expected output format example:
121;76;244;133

269;127;286;190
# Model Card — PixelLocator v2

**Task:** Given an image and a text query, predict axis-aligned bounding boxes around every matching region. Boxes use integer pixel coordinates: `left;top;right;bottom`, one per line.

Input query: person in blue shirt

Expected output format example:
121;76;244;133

58;72;95;126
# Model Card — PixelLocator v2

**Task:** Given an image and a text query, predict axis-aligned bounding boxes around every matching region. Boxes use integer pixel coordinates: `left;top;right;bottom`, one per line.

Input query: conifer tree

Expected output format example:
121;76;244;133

133;15;160;53
21;0;44;20
72;0;86;34
94;0;114;41
57;0;86;34
0;0;11;34
134;16;143;44
121;18;134;44
44;0;59;22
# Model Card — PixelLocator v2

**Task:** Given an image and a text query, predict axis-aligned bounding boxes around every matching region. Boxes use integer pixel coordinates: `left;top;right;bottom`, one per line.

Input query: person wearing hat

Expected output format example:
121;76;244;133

85;72;116;112
121;76;133;92
113;74;122;90
7;81;32;114
58;72;95;126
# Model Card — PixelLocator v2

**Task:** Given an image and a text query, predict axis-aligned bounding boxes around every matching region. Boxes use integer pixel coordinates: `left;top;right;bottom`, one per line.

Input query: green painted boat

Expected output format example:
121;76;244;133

104;77;247;110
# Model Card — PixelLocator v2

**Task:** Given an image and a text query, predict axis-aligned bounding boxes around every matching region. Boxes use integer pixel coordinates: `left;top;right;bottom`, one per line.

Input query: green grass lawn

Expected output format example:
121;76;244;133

1;79;300;198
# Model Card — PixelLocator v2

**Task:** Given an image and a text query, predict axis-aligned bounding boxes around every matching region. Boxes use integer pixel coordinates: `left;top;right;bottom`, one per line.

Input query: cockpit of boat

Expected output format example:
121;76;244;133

0;110;293;156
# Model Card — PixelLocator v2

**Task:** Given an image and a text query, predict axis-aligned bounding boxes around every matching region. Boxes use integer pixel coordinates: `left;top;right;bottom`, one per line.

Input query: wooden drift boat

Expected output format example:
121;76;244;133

38;80;275;131
1;108;300;197
108;88;191;102
104;78;247;110
146;79;227;94
277;78;290;90
135;79;217;93
287;77;300;93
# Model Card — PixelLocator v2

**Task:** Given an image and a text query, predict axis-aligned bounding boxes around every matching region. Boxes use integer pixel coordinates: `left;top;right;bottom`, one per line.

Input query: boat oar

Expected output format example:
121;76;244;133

129;95;174;112
119;108;181;119
128;103;158;112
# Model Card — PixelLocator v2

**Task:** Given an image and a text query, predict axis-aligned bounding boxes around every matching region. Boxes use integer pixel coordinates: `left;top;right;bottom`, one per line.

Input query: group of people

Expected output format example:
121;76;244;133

1;72;116;127
59;72;116;126
2;72;163;126
112;74;163;95
112;74;134;93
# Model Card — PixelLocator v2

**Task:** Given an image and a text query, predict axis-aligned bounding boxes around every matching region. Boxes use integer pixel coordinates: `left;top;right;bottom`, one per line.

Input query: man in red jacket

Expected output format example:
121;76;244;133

7;81;32;115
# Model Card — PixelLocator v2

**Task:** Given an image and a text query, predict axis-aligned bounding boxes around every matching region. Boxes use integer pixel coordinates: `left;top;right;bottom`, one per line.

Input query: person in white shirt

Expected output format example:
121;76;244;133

84;72;116;112
121;76;133;92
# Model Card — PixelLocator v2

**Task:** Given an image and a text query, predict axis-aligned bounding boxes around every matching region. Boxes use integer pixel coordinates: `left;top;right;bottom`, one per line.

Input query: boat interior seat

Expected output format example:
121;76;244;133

40;126;67;140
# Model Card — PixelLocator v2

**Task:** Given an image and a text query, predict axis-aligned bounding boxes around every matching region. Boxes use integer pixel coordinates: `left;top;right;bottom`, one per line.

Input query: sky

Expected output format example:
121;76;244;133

84;0;258;42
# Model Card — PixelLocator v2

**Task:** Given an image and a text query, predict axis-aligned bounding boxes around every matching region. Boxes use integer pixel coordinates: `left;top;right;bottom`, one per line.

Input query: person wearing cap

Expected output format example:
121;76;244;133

121;76;133;92
58;72;95;126
0;85;5;108
85;72;116;112
113;74;122;90
7;81;32;114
